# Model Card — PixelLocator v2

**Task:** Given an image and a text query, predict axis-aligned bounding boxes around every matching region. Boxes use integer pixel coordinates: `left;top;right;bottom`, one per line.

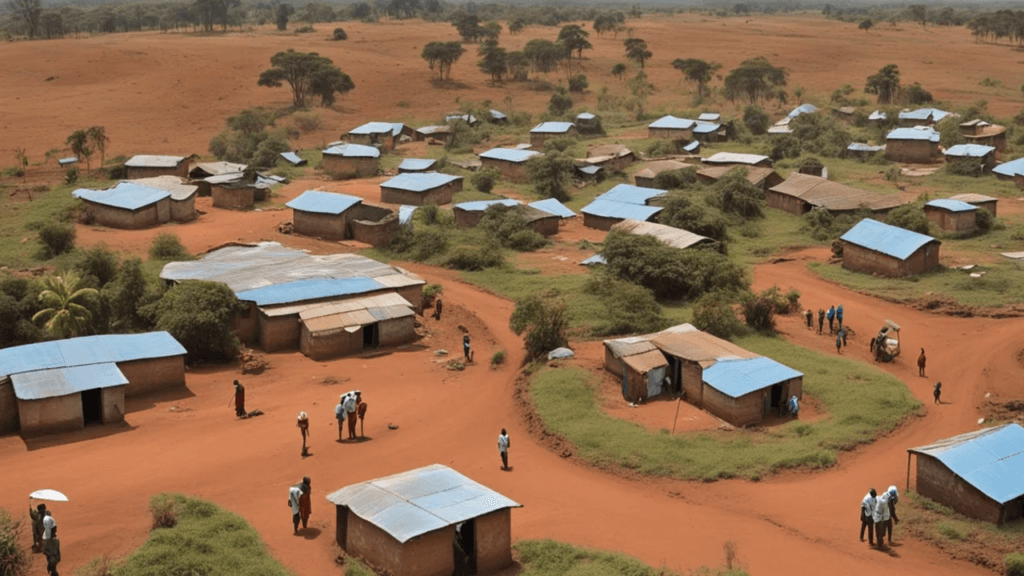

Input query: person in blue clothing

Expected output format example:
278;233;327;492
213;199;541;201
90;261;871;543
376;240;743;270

837;304;845;330
826;305;836;334
836;328;844;354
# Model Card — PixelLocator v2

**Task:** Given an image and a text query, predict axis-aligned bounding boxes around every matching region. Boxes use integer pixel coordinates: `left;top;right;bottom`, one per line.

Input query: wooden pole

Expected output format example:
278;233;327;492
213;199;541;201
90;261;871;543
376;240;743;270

906;452;912;492
671;398;682;435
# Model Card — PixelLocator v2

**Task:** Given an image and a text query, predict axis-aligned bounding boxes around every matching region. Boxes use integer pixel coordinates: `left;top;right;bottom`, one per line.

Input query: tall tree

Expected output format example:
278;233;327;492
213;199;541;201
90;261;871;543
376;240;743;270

7;0;42;38
723;57;788;104
623;37;652;69
258;50;354;108
865;64;901;104
31;270;98;339
421;41;466;81
87;126;110;167
671;58;721;102
451;11;483;42
908;4;927;27
524;39;561;74
65;129;93;173
557;24;592;59
310;67;354;106
477;39;507;83
275;3;293;30
508;18;524;35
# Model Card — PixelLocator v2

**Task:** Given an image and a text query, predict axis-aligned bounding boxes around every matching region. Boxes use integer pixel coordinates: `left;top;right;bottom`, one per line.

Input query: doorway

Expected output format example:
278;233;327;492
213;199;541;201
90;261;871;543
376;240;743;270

336;505;349;549
770;384;783;410
452;519;477;576
362;323;379;349
81;388;102;425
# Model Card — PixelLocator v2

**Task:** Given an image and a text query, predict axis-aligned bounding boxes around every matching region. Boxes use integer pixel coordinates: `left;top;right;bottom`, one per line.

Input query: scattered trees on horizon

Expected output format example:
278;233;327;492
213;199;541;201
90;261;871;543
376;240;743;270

723;57;788;105
274;3;293;30
422;41;466;81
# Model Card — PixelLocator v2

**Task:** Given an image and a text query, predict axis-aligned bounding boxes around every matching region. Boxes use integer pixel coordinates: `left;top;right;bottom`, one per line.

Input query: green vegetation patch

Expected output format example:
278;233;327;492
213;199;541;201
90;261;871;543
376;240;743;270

515;539;748;576
529;334;921;481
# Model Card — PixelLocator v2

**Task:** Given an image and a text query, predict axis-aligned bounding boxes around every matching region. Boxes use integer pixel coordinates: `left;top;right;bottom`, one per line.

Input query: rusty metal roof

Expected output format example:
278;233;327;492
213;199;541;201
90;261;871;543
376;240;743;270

949;193;997;204
263;292;412;318
768;173;906;212
127;176;198;201
11;362;129;401
651;330;757;363
622;349;668;374
603;337;657;358
587;144;633;159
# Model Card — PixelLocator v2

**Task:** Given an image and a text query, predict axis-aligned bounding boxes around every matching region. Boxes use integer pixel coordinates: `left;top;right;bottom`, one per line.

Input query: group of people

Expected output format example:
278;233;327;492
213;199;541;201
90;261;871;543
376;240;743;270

334;391;368;442
287;476;312;534
30;503;60;575
860;485;900;549
803;304;848;354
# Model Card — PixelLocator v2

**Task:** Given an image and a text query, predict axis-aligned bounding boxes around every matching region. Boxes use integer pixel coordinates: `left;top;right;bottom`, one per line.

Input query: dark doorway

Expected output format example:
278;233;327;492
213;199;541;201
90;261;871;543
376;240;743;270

452;519;477;576
81;388;102;425
335;505;349;549
362;323;379;349
770;384;783;409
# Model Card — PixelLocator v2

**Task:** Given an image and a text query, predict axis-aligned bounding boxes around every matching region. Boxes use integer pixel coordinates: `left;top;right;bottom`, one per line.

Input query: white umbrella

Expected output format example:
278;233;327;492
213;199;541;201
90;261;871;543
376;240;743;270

29;489;68;502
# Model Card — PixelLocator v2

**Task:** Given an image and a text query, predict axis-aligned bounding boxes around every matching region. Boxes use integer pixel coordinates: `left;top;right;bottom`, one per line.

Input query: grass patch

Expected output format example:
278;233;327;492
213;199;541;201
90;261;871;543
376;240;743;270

529;333;921;481
0;177;104;269
515;539;748;576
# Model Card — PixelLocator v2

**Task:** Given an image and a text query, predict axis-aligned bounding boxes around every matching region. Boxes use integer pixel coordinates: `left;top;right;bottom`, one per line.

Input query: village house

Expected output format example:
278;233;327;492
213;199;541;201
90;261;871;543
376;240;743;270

634;159;700;188
124;155;189;179
452;199;560;236
128;176;199;222
602;337;668;402
949;193;997;216
943;144;997;172
692;122;723;143
584;144;636;172
908;424;1024;525
992;157;1024;182
73;181;187;229
924;199;978;233
414;125;452;144
287;191;363;240
611;219;717;251
347;122;398;151
298;292;416;360
326;464;521;576
380;172;463;206
0;332;186;436
960;119;1007;152
840;218;941;277
160;243;424;356
575;111;601;134
580;184;666;231
696;165;783;192
397;158;437;173
846;143;886;160
530;122;577;149
702;152;773;168
322;144;381;179
489;109;508;124
280;151;308;166
898;107;952;127
477;148;540;182
766;173;905;216
698;112;721;123
885;127;941;163
209;174;270;210
647;115;695;141
188;161;247;196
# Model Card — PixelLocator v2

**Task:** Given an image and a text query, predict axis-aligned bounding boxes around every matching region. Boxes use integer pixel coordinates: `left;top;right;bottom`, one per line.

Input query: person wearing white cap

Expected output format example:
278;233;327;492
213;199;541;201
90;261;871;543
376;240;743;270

344;391;362;440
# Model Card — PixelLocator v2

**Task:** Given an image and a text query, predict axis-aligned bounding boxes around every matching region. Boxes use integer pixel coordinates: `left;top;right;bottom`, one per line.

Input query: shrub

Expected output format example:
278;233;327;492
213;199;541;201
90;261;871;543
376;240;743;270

945;157;982;177
251;134;291;168
104;257;156;333
64;166;79;184
141;281;248;362
526;152;574;202
150;494;179;529
783;288;801;313
885;203;930;235
332;27;347;40
548;87;573;116
445;242;504;270
568;74;589;93
651;167;698;190
478;204;550;252
292;112;323;133
904;82;932;105
387;227;450;262
0;509;30;576
743;105;771;135
692;291;744;338
37;222;76;258
295;25;315;33
584;274;667;336
975;208;998;232
422;283;444;300
658;192;729;243
646;139;675;157
470;168;501;194
1006;553;1024;576
789;113;854;158
741;287;777;332
75;556;123;576
510;290;569;358
148;233;192;261
708;167;765;218
507;229;548;251
491;350;506;366
76;244;120;286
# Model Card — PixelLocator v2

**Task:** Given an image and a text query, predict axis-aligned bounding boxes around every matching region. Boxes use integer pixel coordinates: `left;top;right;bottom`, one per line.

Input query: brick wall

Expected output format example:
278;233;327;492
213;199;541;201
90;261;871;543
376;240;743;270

18;395;82;435
583;213;623;231
841;243;939;277
293;209;349;240
101;386;125;424
345;513;454;576
480;158;528;182
259;313;301;352
680;360;704;405
475;508;514;574
915;454;1004;524
885;140;938;163
234;302;259;345
0;379;18;433
170;196;197;222
117;355;186;398
701;385;765;427
924;207;976;233
86;201;164;229
381;184;456;206
529;216;560;236
649;127;692;141
126;162;188;179
212;186;255;210
603;347;623;378
323;155;380;179
300;324;362;360
351;213;399;247
379;316;416;347
765;191;810;215
454;209;484;229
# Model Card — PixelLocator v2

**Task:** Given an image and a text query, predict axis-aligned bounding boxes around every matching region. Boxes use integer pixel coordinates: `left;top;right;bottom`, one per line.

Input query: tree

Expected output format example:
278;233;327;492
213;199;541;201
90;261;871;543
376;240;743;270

908;4;927;27
547;86;573;116
65;129;93;173
671;58;721;103
40;10;62;38
904;83;933;105
104;257;153;332
593;11;625;37
557;24;592;59
509;290;568;358
13;148;27;182
623;37;652;69
858;19;873;32
611;62;627;81
524;39;562;74
526;151;574;202
451;11;483;42
31;270;98;339
141;281;247;362
421;41;466;81
723;57;788;104
87;126;110;167
477;39;507;83
275;3;293;30
7;0;42;39
257;50;353;108
480;21;501;41
886;204;931;235
76;244;120;287
508;18;524;35
865;64;901;104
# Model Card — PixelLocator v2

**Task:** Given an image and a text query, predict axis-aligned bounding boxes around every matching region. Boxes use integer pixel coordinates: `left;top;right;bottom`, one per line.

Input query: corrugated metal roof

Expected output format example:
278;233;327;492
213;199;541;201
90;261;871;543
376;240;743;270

446;114;478;125
698;112;720;121
203;172;246;185
944;144;995;158
398;205;418;225
703;152;770;165
683;141;701;153
789;103;818;118
325;464;521;543
58;157;78;166
648;115;695;130
266;292;411;319
191;161;247;177
887;127;940;142
11;363;128;401
580;254;606;265
604;336;658;358
417;125;451;136
303;303;413;333
597;184;666;205
576;112;596;120
703;356;803;399
697;165;778;187
848;143;885;152
490;109;507;120
478;148;540;163
635;160;692;180
908;424;1024;505
993;157;1024;178
587;144;632;159
577;164;602;175
650;328;757;363
124;155;184;168
323;144;381;158
949;193;996;203
622;349;668;374
72;182;171;211
840;218;938;260
390;123;406;137
237;277;386;306
528;198;575;219
693;123;721;134
280;152;307;166
581;199;662;220
453;199;520;212
612;219;714;250
767;125;793;134
286;191;362;215
349;122;396;135
531;121;575;134
768;173;906;212
868;110;887;121
380;172;462;193
398;158;437;172
960;119;990;128
0;332;186;380
926;199;977;213
899;108;951;122
127;176;198;201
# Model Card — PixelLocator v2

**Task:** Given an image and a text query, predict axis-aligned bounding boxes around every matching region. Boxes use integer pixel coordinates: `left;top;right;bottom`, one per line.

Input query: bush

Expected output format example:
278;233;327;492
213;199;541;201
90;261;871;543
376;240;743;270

332;27;347;40
64;166;78;184
651;167;698;191
885;203;930;235
295;25;315;33
104;257;156;332
743;105;771;135
507;229;548;251
584;274;667;336
251;134;291;168
37;222;76;258
150;494;179;529
148;233;192;261
491;350;506;366
568;74;589;93
478;204;550;251
708;167;764;218
76;244;120;286
470;168;501;194
1006;553;1024;576
445;242;504;270
788;113;854;158
0;509;30;576
945;157;982;177
646;139;675;157
526;152;574;202
782;287;801;313
422;283;443;300
904;82;932;105
658;192;729;243
692;291;744;339
510;290;569;358
141;281;247;362
387;227;450;262
292;112;323;133
975;208;997;232
548;87;573;116
741;288;777;332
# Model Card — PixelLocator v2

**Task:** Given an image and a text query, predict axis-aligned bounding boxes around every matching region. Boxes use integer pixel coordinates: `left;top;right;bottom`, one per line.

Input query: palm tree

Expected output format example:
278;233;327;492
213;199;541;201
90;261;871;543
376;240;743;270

31;270;98;338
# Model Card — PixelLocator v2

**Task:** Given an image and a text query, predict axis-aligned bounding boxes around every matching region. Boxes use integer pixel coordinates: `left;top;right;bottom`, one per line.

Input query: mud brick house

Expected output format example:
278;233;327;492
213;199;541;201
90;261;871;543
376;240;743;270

346;122;398;151
488;109;508;124
128;176;198;222
949;193;997;216
452;200;560;236
477;148;540;182
397;158;437;174
73;180;197;229
0;332;186;436
280;152;308;166
633;159;700;188
908;424;1024;524
575;112;601;133
287;191;363;240
885;127;941;163
924;199;978;233
943;144;997;173
414;125;452;144
207;173;270;210
898;107;952;127
697;165;783;192
603;337;668;402
960;119;1007;152
993;157;1024;183
611;219;717;251
647;115;695;141
124;155;189;179
583;144;636;172
840;218;940;277
299;293;415;360
580;184;666;231
692;122;723;143
766;173;904;216
160;243;424;355
702;151;773;168
380;173;463;206
326;464;521;576
530;122;577;149
322;144;381;179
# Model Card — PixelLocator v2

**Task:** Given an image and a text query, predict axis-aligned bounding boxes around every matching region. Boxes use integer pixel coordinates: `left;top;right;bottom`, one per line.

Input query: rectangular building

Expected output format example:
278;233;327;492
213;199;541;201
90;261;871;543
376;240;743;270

380;173;463;206
840;218;940;277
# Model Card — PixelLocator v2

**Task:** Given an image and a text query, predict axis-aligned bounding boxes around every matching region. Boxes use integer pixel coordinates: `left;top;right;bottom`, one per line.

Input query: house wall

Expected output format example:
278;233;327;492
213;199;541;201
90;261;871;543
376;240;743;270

454;209;485;229
701;384;766;427
915;454;1004;524
924;207;977;233
885;140;938;163
212;186;255;210
170;196;197;222
323;156;380;179
18;395;82;435
679;360;704;406
351;213;400;247
480;158;528;182
84;201;162;229
379;316;416;347
293;209;350;240
841;242;939;277
648;128;692;141
583;213;625;231
380;184;456;207
344;513;454;576
624;366;647;403
475;508;514;574
101;386;125;424
765;191;810;215
0;378;18;434
126;162;188;179
300;325;362;361
603;347;624;378
968;200;998;217
393;285;424;312
259;313;301;352
965;133;1007;153
234;302;259;345
528;216;560;237
348;133;394;151
117;356;186;398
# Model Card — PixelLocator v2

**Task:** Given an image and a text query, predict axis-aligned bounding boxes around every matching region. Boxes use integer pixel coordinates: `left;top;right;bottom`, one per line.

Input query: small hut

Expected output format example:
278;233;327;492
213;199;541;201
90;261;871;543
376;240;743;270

702;152;773;168
287;191;363;240
530;122;577;149
380;172;463;206
580;184;666;231
948;193;997;216
124;155;189;179
885;127;941;163
943;144;996;173
898;108;952;127
603;337;669;403
397;158;437;173
73;182;173;229
322;144;381;179
696;165;783;192
647;115;695;141
924;199;978;233
766;173;905;216
960;119;1007;152
840;218;940;277
611;219;717;251
347;122;398;151
477;148;540;182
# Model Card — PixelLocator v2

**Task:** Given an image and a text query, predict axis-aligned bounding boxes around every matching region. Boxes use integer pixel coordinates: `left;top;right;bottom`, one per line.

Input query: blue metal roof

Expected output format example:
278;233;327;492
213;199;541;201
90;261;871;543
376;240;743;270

597;183;666;205
72;182;170;211
848;143;885;152
446;114;478;124
868;110;887;121
926;199;977;213
580;254;607;265
840;218;938;260
380;172;462;193
909;424;1024;505
390;123;405;137
899;108;951;122
704;152;770;165
693;123;721;134
703;356;803;399
398;158;437;172
398;205;418;225
944;144;995;158
349;122;396;135
235;277;386;307
683;141;700;153
576;112;596;120
529;198;575;218
531;121;575;134
478;148;540;163
323;144;381;158
453;199;520;212
698;112;720;121
577;165;602;175
489;109;506;120
581;199;662;220
648;115;695;130
286;191;362;215
11;363;129;401
325;464;521;544
280;152;307;166
993;157;1024;178
58;157;78;166
788;103;818;118
887;127;940;142
0;332;186;380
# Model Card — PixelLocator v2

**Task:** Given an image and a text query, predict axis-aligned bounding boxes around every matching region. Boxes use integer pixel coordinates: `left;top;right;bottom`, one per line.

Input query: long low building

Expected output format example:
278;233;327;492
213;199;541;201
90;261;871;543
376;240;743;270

380;172;463;206
0;332;186;436
73;180;197;229
322;144;381;179
477;148;541;182
766;173;906;215
696;165;783;192
125;155;189;179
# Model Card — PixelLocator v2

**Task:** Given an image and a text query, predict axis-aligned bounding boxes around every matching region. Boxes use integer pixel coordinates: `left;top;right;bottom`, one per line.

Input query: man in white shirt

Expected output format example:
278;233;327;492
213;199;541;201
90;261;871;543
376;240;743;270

288;483;303;534
42;511;56;541
860;488;877;545
872;489;891;548
498;429;510;470
334;396;346;442
343;391;361;440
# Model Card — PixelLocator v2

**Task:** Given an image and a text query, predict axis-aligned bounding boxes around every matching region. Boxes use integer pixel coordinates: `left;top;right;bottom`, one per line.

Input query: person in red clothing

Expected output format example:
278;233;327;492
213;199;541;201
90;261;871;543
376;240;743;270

298;477;312;531
230;380;245;417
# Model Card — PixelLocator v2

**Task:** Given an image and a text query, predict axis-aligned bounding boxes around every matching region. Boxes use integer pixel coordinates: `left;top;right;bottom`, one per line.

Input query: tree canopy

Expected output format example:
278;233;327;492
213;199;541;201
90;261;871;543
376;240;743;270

257;50;353;108
865;64;900;104
422;41;466;81
672;58;721;102
142;281;247;362
557;24;592;59
623;37;652;69
477;39;507;83
723;57;788;104
509;290;568;358
31;270;98;339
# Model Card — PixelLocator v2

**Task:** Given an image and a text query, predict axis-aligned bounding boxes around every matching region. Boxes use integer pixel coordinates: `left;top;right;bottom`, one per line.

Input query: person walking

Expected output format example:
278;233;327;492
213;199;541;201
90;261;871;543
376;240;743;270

835;328;844;354
817;309;825;335
885;486;900;545
357;401;368;438
434;298;443;320
918;348;927;377
872;487;892;548
30;503;46;552
463;333;472;362
297;477;312;531
837;304;844;330
498;428;510;470
344;391;361;440
934;381;942;404
43;526;60;576
804;309;813;330
230;380;246;418
860;488;877;545
334;396;346;442
297;412;310;456
826;305;836;334
288;482;303;534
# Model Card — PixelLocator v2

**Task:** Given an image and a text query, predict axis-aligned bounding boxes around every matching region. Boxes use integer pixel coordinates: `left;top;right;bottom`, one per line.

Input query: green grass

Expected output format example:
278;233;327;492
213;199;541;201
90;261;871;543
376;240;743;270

342;556;376;576
728;207;813;266
515;539;748;576
0;178;100;269
529;334;922;481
